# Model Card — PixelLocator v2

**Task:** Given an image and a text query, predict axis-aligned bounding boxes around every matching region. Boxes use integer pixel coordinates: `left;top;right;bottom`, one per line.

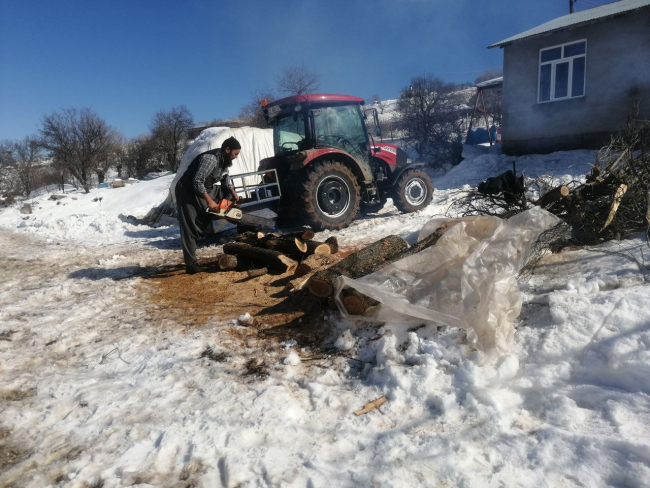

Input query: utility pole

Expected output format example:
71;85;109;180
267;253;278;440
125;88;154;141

570;0;576;13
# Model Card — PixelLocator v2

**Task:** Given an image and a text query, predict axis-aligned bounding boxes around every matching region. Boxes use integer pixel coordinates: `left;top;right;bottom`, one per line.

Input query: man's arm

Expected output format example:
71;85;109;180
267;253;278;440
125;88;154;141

193;154;221;211
220;172;239;202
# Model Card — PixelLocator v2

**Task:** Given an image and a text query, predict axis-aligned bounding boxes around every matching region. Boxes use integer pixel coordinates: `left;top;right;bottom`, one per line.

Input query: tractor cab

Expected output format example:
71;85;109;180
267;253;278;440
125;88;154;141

261;94;433;230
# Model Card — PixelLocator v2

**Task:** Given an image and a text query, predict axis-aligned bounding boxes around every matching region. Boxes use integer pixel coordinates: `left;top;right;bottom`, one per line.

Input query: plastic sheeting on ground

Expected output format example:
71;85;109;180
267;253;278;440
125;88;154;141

171;127;274;201
335;207;560;358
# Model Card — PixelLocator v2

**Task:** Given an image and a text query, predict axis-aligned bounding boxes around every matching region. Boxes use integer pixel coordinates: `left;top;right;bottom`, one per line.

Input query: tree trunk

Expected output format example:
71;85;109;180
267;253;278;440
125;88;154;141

222;242;298;274
307;235;408;298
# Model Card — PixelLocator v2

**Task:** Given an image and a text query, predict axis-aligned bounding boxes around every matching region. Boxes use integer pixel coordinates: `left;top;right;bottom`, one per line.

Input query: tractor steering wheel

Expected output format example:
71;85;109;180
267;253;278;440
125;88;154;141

318;135;357;153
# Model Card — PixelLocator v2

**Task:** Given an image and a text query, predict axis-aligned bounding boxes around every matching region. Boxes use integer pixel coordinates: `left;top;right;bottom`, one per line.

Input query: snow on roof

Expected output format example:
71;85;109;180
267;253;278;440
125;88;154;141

488;0;650;48
475;77;503;89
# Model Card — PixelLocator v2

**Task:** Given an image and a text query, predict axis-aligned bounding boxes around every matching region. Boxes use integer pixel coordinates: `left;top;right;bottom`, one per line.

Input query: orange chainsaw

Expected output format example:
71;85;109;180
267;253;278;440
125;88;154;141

206;198;274;228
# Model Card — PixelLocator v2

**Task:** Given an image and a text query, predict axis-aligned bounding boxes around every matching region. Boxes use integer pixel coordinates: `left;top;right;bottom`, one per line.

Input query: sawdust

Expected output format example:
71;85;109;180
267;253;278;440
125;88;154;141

141;249;352;349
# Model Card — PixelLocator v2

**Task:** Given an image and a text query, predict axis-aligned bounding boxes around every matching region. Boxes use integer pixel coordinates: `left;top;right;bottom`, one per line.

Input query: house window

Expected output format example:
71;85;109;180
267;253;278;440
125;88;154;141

538;40;586;103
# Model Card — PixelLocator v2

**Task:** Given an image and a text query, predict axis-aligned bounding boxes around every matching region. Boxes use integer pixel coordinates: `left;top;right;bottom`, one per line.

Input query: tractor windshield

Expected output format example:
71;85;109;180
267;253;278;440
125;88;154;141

312;104;368;160
274;112;306;153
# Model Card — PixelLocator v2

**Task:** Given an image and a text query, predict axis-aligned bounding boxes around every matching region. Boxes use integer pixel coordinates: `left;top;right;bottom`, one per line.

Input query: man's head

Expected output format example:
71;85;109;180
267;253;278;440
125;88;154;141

221;137;241;165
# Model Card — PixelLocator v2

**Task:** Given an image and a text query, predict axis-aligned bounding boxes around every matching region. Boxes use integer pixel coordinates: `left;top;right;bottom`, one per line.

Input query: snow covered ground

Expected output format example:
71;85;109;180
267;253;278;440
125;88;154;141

2;147;650;487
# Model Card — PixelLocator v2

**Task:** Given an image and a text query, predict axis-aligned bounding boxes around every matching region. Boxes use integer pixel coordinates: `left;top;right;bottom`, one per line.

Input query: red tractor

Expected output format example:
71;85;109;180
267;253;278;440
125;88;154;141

260;94;434;230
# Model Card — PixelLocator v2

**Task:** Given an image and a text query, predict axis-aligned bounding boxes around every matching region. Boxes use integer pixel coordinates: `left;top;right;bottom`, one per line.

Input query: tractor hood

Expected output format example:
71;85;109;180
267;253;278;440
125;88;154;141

371;142;410;169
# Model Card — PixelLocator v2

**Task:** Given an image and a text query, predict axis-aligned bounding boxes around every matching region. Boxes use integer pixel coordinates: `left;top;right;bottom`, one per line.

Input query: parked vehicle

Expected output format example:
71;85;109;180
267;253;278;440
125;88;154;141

260;94;434;230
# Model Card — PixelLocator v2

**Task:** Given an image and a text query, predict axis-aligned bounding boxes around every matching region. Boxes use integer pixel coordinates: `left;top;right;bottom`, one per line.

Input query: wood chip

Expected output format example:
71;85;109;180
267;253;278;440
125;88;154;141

354;396;387;416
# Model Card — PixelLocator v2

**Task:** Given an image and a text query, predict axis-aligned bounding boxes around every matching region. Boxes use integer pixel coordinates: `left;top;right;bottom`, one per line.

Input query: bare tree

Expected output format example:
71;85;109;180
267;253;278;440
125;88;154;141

39;107;118;193
0;140;20;198
149;105;194;171
275;64;320;96
397;74;465;168
239;89;275;128
13;137;43;196
123;135;157;179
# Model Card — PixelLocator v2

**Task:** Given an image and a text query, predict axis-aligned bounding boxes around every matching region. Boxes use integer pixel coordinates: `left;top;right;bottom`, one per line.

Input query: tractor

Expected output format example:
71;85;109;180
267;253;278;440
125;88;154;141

260;94;434;230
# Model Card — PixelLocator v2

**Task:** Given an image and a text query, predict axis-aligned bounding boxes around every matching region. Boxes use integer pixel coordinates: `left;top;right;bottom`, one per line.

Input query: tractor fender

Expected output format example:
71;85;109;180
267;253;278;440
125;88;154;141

387;162;427;187
291;148;373;183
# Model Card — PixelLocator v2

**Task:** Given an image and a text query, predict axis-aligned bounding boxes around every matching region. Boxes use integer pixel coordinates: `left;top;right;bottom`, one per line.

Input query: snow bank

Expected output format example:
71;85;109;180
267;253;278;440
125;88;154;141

0;175;176;246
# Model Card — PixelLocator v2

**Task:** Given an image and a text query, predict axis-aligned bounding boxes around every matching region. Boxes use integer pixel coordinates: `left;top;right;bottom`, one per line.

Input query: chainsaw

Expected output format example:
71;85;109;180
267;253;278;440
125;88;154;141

206;198;274;228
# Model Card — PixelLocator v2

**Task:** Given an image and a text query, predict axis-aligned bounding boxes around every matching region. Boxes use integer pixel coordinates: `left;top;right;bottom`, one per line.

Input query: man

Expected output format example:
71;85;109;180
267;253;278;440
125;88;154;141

175;136;241;274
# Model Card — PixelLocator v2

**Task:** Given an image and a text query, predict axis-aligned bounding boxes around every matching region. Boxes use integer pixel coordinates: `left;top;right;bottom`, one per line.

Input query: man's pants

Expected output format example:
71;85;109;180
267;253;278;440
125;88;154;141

175;185;216;270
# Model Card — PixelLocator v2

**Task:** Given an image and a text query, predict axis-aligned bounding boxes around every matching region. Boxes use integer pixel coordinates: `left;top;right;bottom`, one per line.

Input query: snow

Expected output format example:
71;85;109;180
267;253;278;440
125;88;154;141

2;146;650;487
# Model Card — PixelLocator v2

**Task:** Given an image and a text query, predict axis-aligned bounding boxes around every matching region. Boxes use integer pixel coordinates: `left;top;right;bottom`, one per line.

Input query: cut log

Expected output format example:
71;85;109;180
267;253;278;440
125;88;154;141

265;237;308;255
307;235;408;298
282;229;315;240
284;275;313;295
398;226;447;259
354;396;387;416
600;184;628;232
223;242;297;273
536;185;569;208
246;267;268;278
294;254;336;278
341;288;379;315
301;236;339;255
218;254;238;270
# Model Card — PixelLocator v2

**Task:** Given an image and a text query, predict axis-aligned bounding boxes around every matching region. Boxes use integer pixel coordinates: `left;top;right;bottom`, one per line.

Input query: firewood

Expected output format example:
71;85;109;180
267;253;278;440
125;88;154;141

303;236;339;255
307;235;408;298
246;267;268;278
282;229;315;240
398;227;447;259
236;231;277;246
265;237;308;255
536;185;569;208
294;254;335;278
341;288;379;315
354;396;387;416
223;242;298;274
284;275;312;295
600;184;628;232
218;254;238;270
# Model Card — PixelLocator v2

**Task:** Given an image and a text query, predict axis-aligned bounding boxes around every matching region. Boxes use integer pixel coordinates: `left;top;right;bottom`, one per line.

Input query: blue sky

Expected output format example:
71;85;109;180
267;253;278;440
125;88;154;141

0;0;608;141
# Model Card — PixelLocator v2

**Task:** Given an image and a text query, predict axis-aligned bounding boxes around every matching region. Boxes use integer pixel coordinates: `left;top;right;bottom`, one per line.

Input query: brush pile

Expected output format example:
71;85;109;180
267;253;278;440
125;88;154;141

455;112;650;244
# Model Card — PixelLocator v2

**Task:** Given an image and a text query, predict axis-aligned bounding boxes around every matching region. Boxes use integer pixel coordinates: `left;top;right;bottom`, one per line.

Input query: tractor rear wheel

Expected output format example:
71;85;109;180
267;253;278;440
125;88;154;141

392;168;433;213
301;161;360;230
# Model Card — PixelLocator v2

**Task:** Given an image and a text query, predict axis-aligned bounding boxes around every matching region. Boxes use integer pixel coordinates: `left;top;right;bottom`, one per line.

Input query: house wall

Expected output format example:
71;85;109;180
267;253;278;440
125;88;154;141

501;8;650;155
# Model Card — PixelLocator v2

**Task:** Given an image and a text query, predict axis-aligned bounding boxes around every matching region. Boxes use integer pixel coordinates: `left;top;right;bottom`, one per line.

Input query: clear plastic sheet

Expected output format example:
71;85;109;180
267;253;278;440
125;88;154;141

335;207;560;357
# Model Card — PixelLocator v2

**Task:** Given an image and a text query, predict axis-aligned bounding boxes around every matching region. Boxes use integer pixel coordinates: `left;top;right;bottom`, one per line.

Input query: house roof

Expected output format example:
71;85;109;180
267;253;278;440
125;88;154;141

488;0;650;48
475;77;503;90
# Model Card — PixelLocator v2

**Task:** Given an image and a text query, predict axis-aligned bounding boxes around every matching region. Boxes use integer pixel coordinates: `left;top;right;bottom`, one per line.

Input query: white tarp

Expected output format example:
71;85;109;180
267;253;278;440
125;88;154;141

336;207;560;357
171;127;274;200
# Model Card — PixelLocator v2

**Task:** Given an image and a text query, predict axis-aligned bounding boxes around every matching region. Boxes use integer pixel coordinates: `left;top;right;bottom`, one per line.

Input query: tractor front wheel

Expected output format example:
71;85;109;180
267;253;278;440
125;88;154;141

301;161;360;230
392;169;434;213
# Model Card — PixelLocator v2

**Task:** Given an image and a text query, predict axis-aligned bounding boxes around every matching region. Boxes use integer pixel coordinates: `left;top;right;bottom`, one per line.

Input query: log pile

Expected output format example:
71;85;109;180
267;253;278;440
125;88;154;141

218;230;341;277
216;225;451;318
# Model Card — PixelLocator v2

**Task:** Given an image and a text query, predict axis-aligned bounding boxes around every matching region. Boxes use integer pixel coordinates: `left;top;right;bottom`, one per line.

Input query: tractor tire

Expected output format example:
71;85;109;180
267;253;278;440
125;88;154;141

301;161;361;230
392;168;434;213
